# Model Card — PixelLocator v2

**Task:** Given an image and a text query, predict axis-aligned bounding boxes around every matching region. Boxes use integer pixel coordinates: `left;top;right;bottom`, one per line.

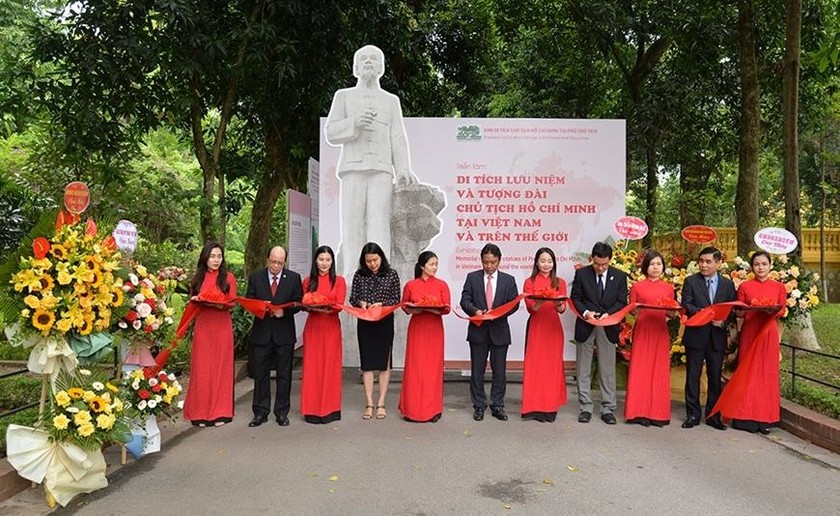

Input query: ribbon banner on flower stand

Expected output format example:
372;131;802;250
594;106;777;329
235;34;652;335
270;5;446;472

63;181;90;215
754;227;798;254
681;225;717;244
614;216;649;241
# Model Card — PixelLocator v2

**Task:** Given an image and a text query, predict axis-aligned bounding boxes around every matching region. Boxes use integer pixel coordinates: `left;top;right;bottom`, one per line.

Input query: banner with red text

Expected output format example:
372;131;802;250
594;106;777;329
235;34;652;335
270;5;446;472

319;118;625;364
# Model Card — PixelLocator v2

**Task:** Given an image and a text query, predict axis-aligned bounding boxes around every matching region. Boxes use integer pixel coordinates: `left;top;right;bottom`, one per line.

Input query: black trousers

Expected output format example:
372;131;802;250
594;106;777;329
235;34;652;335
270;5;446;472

252;340;294;419
469;341;508;410
685;344;724;421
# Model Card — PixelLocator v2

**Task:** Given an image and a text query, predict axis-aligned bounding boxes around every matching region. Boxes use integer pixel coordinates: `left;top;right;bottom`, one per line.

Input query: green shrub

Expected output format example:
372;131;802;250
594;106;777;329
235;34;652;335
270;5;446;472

782;377;840;419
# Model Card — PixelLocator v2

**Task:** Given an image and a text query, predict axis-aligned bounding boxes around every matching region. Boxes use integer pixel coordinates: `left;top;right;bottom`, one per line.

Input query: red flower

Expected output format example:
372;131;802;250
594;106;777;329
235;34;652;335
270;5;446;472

124;311;138;323
138;389;150;399
302;292;330;305
158;372;168;382
143;368;155;379
145;298;157;312
670;254;686;268
151;384;162;393
143;325;153;333
156;285;165;294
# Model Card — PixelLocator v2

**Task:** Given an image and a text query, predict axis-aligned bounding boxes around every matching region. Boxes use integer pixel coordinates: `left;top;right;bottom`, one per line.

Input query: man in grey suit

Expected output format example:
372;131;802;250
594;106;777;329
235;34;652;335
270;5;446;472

570;242;628;425
680;246;736;430
460;244;520;421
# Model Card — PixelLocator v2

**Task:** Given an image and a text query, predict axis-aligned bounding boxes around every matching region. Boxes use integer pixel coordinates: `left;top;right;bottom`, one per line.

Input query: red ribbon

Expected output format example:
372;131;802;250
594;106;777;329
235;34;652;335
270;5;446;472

682;301;747;327
452;294;528;327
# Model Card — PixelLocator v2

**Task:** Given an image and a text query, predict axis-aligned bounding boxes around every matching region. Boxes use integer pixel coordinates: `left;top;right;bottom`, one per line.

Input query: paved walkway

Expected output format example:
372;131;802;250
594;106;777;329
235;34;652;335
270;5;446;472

4;374;840;515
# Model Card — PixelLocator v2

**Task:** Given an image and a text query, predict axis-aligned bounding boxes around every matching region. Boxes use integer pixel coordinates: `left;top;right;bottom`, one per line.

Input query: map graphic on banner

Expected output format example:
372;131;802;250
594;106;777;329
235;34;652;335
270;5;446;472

319;117;625;365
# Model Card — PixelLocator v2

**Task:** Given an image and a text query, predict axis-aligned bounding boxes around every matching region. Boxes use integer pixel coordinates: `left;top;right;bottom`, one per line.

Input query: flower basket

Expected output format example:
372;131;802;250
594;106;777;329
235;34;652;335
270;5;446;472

125;415;161;459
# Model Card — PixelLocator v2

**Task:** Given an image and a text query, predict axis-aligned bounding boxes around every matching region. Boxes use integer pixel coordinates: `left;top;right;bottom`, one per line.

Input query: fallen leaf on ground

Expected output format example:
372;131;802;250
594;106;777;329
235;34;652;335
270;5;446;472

412;464;422;470
464;430;472;437
566;465;580;472
542;479;554;485
503;504;511;510
309;473;318;479
329;475;339;482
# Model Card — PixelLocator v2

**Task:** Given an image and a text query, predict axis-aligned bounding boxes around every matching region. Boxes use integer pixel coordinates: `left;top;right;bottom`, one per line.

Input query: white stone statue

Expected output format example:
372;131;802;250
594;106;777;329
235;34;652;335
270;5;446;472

325;44;417;277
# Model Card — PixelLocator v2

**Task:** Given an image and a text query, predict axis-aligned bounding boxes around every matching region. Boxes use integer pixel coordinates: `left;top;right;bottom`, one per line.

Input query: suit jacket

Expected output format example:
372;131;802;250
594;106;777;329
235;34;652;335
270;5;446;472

246;267;303;346
681;272;737;352
570;265;628;344
459;269;519;346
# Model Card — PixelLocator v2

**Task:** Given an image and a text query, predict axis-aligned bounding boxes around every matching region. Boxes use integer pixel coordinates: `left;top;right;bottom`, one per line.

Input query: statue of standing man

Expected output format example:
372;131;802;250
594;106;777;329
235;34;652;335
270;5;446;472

325;44;417;277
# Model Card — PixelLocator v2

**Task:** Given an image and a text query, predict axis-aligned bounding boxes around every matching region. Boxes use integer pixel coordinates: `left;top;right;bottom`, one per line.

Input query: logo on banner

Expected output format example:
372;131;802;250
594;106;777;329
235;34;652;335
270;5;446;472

113;220;138;252
681;225;717;244
456;125;482;141
614;216;648;240
754;227;798;254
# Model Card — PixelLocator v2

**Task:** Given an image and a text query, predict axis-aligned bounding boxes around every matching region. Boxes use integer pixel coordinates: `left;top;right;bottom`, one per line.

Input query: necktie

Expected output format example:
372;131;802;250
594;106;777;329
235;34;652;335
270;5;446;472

597;274;605;297
707;278;714;302
271;275;278;297
485;274;494;310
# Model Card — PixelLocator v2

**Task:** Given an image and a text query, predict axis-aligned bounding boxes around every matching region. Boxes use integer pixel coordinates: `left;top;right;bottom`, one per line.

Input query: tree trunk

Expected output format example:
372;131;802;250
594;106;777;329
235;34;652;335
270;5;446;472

782;0;802;259
736;0;761;257
679;158;712;227
218;170;227;248
643;143;658;248
243;129;288;276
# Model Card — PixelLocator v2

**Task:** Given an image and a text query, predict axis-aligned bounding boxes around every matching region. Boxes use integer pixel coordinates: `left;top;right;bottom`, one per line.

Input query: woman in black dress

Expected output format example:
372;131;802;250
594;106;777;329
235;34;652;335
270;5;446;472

349;242;401;420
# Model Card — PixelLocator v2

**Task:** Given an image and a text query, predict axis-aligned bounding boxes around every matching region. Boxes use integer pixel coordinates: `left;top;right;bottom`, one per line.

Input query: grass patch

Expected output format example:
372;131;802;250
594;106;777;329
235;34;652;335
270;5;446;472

780;303;840;419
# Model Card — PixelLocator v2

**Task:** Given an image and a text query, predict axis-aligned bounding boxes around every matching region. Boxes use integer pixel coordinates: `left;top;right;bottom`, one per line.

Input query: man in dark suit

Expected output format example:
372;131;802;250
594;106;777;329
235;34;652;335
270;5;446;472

570;242;628;425
245;246;303;427
459;243;520;422
680;246;736;430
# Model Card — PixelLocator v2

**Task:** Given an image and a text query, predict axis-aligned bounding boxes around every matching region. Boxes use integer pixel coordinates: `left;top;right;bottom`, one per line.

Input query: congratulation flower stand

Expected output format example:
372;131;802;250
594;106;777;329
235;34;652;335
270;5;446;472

5;425;108;507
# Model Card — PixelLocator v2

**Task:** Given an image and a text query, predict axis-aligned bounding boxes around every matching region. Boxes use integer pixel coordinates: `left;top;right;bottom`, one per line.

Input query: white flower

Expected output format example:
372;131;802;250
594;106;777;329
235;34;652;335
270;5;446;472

177;400;184;409
147;399;157;409
118;321;128;329
148;378;158;387
158;301;167;311
122;284;131;292
132;320;142;330
167;373;176;382
129;273;139;285
66;407;79;413
791;289;802;299
132;380;141;390
137;400;147;410
141;278;154;289
133;293;146;303
79;369;91;376
164;317;173;325
151;322;160;331
154;395;162;403
92;382;104;391
136;303;152;318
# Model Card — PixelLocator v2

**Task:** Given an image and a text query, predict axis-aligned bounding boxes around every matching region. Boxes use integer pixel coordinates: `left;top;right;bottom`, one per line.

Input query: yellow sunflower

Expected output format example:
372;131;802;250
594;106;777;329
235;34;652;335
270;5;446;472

68;387;85;399
50;244;68;260
110;288;125;307
32;308;55;334
37;274;55;291
88;397;109;413
78;316;95;336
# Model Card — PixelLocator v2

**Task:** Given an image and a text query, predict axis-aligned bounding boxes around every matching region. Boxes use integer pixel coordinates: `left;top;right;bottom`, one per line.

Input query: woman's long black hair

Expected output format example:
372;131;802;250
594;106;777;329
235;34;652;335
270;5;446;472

309;245;337;291
357;242;391;276
414;250;437;279
190;241;230;294
529;247;560;290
